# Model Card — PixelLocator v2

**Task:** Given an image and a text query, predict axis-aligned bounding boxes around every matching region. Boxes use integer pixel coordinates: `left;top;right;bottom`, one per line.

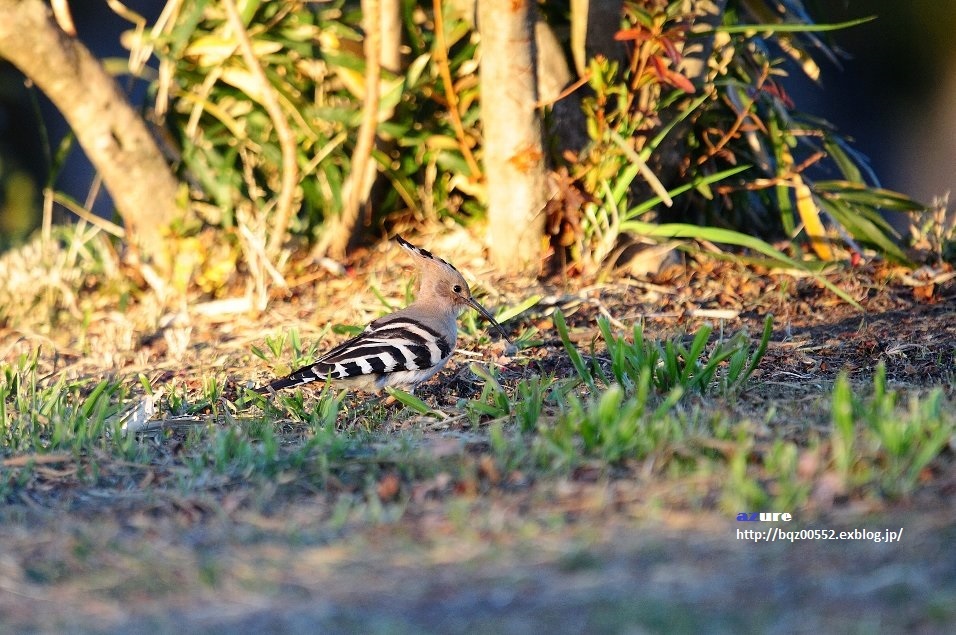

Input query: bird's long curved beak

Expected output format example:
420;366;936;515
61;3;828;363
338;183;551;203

467;297;512;343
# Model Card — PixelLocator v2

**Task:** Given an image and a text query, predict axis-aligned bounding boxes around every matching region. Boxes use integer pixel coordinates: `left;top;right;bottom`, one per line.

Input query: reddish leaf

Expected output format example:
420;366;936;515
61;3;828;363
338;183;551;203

665;68;696;93
615;27;651;43
659;35;683;63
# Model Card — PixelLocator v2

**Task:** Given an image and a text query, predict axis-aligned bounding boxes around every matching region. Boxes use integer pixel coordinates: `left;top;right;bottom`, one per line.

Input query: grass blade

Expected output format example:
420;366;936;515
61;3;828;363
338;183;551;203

554;309;596;392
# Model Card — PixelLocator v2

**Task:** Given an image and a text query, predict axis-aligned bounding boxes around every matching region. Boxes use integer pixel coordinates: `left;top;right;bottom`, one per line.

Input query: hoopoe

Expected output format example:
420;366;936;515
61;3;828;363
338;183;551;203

255;235;510;394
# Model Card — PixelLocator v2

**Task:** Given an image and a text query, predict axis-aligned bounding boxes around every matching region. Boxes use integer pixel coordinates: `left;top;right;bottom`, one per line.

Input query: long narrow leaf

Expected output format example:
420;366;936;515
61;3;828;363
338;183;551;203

707;17;875;34
495;294;542;324
813;181;926;211
646;92;712;155
743;315;774;383
815;198;908;263
554;310;595;391
386;387;442;417
81;381;111;419
619;220;862;308
822;139;864;184
623;165;752;221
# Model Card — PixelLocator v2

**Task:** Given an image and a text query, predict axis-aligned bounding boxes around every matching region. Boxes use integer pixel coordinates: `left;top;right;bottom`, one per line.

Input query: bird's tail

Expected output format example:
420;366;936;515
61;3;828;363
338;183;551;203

254;365;327;394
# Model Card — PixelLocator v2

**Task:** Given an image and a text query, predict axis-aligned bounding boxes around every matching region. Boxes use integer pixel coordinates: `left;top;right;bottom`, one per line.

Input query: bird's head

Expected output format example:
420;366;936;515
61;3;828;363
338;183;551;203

395;235;510;341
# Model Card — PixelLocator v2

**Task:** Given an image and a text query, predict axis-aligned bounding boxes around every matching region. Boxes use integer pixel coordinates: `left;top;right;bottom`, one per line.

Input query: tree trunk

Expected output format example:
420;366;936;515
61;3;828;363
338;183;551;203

478;0;547;274
0;0;180;268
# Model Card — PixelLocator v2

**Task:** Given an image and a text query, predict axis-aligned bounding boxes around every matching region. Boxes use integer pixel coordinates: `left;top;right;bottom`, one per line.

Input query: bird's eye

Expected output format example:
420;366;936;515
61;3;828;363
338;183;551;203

453;284;462;294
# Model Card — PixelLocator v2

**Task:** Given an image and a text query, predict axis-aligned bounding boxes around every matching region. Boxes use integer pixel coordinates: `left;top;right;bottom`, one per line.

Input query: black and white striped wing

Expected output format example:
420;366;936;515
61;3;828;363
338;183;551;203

258;317;453;392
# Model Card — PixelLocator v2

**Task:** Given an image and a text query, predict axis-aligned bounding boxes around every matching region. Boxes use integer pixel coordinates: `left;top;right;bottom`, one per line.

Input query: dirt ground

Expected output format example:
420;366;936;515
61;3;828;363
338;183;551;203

1;255;955;633
3;503;954;633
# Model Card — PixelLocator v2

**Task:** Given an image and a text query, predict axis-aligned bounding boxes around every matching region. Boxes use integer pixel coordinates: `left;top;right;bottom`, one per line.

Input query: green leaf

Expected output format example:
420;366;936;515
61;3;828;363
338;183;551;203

707;17;875;34
495;294;542;324
815;197;909;263
813;181;926;212
385;387;437;416
81;381;111;419
619;220;863;308
554;310;595;392
622;165;752;221
822;139;864;184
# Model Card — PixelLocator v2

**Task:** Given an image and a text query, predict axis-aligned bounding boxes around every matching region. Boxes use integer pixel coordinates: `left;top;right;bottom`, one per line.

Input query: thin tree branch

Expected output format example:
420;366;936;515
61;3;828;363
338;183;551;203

433;0;482;180
221;0;299;258
379;0;402;73
0;0;180;267
322;0;382;260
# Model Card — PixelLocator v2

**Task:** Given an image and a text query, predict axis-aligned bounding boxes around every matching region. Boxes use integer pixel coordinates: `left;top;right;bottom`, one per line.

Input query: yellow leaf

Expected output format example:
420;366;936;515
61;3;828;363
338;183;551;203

778;37;821;82
331;65;366;100
185;35;283;68
220;67;267;103
795;180;834;260
172;237;203;294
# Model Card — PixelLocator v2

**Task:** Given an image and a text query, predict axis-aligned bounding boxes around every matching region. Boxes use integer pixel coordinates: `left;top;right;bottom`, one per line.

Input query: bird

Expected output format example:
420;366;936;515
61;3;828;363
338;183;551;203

255;235;510;394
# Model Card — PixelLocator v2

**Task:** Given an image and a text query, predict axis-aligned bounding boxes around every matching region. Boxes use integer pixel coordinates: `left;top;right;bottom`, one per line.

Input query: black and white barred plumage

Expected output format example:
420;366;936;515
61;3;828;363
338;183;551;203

256;235;509;394
259;314;454;392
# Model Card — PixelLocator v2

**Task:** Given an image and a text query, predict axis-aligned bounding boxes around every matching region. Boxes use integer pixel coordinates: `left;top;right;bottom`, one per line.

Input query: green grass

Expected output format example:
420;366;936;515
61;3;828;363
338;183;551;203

832;365;953;498
252;326;326;377
1;318;954;520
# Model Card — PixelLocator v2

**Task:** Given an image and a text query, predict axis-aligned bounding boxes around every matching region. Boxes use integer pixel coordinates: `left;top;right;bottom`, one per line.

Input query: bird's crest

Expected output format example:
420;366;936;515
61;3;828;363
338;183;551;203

395;235;464;282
